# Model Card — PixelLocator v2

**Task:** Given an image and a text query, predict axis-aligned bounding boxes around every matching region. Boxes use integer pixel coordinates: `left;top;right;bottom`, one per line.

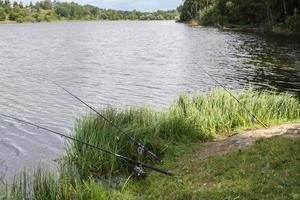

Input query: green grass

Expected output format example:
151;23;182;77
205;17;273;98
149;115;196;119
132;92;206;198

131;136;300;200
67;88;300;178
0;88;299;199
2;137;300;200
0;169;131;200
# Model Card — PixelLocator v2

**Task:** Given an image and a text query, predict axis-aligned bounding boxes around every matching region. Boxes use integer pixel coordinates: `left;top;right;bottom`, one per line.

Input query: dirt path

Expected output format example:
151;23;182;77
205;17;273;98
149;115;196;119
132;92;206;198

195;123;300;159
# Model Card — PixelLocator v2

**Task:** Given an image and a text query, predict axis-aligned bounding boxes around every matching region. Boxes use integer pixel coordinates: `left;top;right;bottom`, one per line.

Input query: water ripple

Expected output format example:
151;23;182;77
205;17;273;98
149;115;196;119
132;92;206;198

0;21;299;177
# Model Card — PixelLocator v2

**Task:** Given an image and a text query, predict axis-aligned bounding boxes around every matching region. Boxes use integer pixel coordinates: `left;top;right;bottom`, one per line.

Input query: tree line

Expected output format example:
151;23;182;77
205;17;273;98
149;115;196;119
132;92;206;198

178;0;300;32
0;0;178;23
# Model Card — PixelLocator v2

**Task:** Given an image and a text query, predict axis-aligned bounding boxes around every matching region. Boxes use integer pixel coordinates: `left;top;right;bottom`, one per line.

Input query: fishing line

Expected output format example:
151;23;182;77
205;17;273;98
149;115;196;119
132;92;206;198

0;113;173;176
202;69;268;129
51;82;162;163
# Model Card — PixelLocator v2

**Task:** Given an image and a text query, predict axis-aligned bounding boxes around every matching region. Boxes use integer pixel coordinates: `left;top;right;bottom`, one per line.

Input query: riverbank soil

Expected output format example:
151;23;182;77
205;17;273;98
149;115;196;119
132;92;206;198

196;123;300;159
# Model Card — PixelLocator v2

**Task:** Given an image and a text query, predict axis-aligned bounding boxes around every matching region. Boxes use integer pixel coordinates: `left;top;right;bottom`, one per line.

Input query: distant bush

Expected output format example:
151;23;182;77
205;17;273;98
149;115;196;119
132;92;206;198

33;13;44;22
8;12;17;20
199;6;214;25
44;12;57;22
8;6;28;22
23;15;33;22
286;15;300;32
0;7;6;21
16;17;25;23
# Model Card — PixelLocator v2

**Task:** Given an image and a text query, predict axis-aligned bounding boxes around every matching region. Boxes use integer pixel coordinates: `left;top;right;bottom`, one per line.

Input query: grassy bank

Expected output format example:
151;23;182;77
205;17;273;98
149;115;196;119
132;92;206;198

132;135;300;200
1;89;299;199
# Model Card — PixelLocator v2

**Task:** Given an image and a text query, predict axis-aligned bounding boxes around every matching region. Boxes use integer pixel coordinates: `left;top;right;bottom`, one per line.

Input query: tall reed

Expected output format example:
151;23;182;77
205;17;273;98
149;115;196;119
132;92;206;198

66;88;300;178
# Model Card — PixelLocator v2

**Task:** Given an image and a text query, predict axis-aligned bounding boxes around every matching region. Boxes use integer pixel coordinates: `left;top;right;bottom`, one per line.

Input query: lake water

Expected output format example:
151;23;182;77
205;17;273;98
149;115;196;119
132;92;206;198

0;21;299;179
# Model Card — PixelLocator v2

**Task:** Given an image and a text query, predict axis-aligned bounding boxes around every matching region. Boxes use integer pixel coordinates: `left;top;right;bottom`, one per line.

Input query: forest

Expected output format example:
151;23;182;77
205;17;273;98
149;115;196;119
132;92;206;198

178;0;300;33
0;0;178;23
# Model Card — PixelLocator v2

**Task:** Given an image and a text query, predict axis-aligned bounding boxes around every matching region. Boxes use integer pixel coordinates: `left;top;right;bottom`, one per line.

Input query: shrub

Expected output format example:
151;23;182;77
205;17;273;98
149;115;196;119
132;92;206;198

0;8;6;21
199;6;215;25
8;12;18;20
33;13;44;22
286;15;300;32
16;17;25;23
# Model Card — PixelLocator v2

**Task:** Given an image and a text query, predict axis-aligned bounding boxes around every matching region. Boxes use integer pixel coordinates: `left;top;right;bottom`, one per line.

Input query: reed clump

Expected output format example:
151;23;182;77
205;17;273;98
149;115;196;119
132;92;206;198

66;88;300;178
0;168;129;200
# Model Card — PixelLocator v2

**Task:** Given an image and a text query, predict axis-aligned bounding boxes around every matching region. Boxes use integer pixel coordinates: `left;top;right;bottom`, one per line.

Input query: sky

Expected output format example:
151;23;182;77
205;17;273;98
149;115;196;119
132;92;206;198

21;0;183;12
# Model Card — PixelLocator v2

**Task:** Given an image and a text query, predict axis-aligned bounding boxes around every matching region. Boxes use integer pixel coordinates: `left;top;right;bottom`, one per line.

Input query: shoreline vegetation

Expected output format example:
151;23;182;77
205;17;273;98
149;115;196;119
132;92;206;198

177;0;300;36
0;0;178;24
1;88;299;199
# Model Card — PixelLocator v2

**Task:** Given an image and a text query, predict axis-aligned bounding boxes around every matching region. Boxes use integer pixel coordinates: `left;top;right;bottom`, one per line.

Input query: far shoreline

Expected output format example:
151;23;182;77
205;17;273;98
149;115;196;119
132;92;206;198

179;20;300;38
0;19;177;25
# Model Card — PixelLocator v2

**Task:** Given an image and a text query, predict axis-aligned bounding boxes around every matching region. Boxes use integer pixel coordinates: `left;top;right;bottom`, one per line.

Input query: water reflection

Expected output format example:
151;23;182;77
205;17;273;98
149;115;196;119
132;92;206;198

237;34;300;96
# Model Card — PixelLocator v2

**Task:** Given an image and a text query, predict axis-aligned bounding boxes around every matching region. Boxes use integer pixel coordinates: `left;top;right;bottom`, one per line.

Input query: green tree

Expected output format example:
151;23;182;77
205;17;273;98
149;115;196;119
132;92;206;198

179;0;300;30
40;0;52;10
0;0;178;22
12;1;17;7
0;7;6;21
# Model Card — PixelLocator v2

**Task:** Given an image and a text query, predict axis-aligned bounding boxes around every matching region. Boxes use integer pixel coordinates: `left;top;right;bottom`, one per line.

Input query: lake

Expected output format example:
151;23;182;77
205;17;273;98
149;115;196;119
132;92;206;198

0;21;299;179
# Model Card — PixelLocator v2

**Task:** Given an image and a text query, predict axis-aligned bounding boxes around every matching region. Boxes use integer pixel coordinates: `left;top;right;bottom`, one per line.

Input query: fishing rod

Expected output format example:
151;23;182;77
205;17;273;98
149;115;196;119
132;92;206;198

0;113;173;176
202;69;268;129
53;83;162;163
